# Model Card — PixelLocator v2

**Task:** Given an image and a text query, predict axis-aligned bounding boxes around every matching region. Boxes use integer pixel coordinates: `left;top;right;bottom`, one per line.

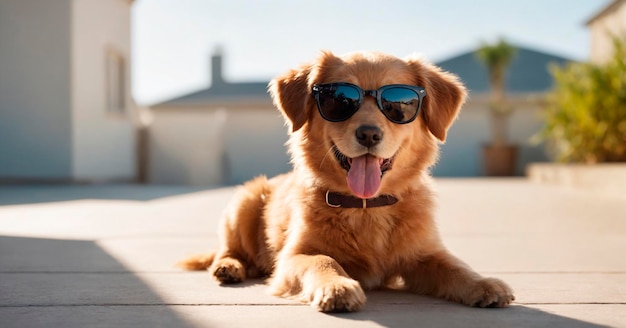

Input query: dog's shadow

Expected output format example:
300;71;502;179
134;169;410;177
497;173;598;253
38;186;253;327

216;279;267;289
218;280;608;327
332;289;608;328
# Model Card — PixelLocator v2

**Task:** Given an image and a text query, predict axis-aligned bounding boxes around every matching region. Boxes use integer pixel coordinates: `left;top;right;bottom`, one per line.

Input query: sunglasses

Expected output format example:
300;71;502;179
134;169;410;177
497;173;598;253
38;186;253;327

311;83;426;124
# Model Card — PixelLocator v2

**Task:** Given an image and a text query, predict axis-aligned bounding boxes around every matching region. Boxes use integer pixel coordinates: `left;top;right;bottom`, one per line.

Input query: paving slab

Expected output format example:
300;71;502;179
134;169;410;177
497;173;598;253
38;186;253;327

1;180;625;327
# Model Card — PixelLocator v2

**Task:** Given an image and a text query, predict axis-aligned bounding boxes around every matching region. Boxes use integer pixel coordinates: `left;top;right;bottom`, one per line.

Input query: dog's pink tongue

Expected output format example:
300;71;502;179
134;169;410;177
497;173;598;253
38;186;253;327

346;155;382;199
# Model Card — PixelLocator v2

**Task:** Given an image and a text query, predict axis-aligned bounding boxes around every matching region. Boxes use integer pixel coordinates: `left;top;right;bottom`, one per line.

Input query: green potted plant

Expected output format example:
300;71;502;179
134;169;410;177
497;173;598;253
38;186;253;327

537;36;626;163
475;38;518;176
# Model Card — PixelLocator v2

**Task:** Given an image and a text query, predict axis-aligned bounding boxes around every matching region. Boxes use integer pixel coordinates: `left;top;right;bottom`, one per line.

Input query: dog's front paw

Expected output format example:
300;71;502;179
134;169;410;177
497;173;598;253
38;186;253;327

211;257;245;284
464;277;515;308
307;277;366;312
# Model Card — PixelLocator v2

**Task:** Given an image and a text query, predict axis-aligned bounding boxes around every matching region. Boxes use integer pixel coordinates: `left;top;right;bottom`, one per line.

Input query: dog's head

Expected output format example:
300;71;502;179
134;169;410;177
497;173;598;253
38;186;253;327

269;51;466;199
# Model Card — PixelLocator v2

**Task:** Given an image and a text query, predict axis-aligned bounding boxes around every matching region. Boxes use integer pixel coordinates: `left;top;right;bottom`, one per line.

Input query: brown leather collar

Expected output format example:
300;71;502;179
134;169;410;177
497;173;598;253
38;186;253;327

325;191;398;209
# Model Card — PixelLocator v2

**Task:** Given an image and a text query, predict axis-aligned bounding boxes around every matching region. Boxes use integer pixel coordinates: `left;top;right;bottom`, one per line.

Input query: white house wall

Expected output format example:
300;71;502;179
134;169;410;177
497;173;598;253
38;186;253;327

0;0;73;179
149;108;226;185
221;108;290;185
589;1;626;63
71;0;135;181
149;107;291;186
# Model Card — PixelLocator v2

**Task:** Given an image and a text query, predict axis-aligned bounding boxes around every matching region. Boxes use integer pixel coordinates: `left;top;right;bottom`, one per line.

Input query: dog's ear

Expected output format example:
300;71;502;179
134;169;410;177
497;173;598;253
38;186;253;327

268;64;313;133
405;57;467;142
269;51;344;132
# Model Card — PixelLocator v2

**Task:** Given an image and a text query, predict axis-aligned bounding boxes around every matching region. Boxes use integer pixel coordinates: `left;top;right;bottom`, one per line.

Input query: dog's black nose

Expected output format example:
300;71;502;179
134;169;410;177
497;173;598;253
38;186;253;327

355;125;383;147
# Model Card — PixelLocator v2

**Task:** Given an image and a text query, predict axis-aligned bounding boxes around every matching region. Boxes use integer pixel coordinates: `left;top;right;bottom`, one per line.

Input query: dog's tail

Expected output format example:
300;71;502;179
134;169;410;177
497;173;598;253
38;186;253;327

177;251;216;271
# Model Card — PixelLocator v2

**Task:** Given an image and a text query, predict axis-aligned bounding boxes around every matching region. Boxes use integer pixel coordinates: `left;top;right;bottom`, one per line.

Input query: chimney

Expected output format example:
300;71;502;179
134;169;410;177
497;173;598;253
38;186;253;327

211;46;224;87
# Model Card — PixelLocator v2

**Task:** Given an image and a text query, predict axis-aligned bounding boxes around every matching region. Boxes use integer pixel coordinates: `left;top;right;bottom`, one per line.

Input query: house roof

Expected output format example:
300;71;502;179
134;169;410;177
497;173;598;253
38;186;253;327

151;80;270;108
151;52;271;108
152;45;573;109
585;0;625;26
436;45;572;95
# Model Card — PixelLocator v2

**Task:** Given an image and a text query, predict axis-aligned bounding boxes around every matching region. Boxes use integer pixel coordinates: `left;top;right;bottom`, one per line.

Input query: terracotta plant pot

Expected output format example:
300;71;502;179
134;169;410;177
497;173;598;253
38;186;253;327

482;144;518;176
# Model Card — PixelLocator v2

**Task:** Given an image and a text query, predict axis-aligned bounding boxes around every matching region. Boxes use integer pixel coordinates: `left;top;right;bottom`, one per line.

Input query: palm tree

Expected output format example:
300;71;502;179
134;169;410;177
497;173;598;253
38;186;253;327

476;38;517;146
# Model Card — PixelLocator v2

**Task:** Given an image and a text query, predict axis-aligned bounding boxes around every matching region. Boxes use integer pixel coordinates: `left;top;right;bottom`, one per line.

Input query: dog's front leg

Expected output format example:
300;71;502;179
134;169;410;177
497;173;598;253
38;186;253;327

403;250;514;308
269;254;366;312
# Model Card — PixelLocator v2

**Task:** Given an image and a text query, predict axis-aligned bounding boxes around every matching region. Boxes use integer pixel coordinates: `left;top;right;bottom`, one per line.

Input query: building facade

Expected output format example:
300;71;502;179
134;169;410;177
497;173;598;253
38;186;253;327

0;0;136;183
586;0;626;63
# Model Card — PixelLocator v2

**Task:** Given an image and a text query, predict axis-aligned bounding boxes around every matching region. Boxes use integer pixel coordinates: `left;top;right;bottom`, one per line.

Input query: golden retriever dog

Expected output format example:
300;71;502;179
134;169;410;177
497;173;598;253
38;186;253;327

180;51;514;312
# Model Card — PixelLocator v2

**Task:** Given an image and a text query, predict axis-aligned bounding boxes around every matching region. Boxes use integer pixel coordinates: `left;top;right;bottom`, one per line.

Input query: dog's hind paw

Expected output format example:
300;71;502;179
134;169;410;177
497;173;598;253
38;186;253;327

211;258;246;284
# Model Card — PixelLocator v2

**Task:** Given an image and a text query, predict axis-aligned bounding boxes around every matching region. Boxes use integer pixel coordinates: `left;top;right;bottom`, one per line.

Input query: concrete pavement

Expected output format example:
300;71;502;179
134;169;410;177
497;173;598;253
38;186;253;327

0;180;625;327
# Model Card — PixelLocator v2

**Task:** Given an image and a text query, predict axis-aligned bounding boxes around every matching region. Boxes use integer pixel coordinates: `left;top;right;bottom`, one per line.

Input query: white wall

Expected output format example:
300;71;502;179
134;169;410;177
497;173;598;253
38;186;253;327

0;0;136;182
71;0;136;181
589;1;626;63
149;108;227;185
149;106;291;186
0;0;73;179
221;108;290;185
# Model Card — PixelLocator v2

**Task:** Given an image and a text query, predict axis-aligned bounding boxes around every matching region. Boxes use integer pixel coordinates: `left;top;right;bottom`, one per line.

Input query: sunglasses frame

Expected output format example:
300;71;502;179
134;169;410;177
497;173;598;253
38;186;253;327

311;82;426;124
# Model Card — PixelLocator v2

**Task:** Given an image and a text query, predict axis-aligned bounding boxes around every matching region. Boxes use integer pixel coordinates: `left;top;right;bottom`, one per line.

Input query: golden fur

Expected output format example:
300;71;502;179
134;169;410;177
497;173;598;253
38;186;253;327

180;51;514;312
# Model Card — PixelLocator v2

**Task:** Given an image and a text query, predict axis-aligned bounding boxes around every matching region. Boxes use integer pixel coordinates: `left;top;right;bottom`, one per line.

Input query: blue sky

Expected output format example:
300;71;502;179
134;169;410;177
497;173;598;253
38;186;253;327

131;0;609;106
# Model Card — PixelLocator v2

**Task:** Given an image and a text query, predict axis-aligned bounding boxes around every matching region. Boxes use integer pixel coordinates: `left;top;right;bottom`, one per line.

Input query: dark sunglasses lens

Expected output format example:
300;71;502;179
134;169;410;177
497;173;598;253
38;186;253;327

317;85;360;121
380;87;420;123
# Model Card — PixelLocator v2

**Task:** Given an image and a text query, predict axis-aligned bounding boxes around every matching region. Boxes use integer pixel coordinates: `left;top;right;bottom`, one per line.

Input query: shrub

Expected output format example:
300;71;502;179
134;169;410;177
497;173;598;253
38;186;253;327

539;37;626;163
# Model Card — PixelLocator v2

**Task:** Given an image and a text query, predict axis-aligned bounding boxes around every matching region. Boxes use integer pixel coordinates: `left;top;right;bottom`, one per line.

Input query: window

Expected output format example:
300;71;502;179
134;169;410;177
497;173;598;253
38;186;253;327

106;49;126;114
